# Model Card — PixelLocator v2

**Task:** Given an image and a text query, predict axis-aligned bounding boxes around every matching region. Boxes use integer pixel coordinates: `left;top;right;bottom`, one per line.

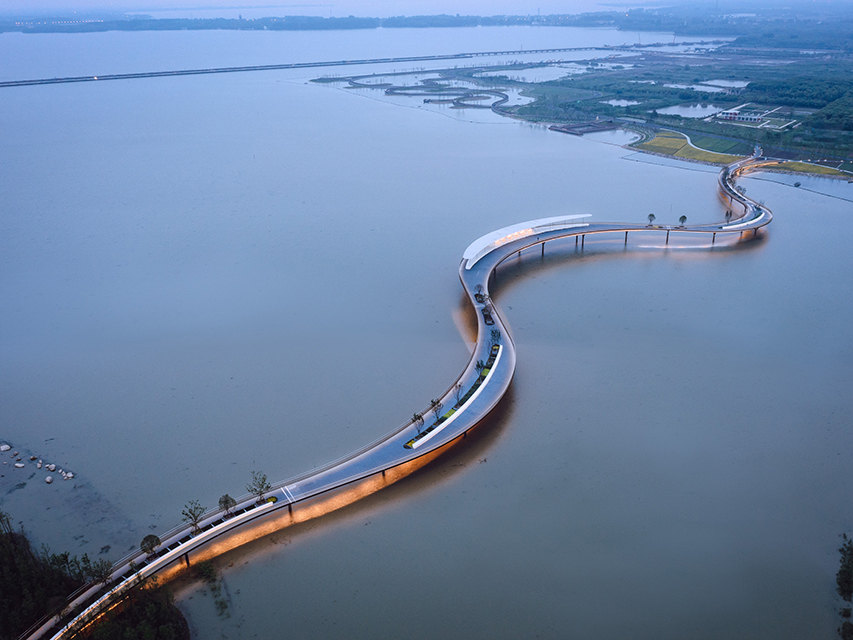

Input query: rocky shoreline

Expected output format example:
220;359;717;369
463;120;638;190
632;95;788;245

1;441;75;484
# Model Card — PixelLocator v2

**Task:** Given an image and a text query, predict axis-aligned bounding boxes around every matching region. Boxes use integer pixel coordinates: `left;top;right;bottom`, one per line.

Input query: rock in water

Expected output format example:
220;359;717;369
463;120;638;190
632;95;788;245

45;476;53;484
47;463;56;472
0;444;10;452
14;463;25;468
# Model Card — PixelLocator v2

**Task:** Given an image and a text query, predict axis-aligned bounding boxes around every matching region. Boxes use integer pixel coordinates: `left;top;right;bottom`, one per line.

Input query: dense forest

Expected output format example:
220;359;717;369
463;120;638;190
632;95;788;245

743;79;853;109
86;578;189;640
0;510;187;640
840;534;853;640
741;78;853;132
0;510;86;639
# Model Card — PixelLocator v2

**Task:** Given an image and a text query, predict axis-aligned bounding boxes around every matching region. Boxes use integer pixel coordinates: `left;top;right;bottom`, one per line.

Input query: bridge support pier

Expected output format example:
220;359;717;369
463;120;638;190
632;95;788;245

666;230;670;244
712;232;716;244
575;236;578;247
624;231;628;244
183;553;190;568
288;503;292;515
541;242;544;257
753;228;757;237
382;469;385;478
581;235;585;249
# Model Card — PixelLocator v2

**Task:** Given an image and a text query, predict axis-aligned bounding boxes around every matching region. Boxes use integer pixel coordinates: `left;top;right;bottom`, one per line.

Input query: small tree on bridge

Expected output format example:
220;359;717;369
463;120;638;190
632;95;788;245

182;500;205;534
647;213;655;226
412;412;424;433
247;471;272;504
219;493;237;516
453;382;464;407
140;534;161;558
88;558;114;587
430;398;443;424
490;329;501;346
679;215;687;227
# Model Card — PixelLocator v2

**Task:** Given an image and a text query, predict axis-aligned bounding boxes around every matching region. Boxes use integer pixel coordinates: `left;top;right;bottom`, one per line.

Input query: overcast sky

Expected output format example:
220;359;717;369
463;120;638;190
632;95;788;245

1;0;628;17
2;0;845;19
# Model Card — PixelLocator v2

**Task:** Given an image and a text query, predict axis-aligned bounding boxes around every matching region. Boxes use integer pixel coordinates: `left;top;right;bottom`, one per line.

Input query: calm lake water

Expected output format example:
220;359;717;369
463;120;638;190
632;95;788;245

658;103;725;118
1;26;851;639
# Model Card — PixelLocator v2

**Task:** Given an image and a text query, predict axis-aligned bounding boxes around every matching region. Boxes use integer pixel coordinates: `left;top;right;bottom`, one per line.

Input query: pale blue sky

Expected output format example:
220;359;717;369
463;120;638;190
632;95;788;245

2;0;840;19
4;0;626;16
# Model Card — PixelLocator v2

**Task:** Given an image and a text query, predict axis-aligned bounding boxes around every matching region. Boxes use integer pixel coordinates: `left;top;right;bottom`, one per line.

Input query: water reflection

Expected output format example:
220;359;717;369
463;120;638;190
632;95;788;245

170;386;517;584
658;103;724;118
492;230;767;298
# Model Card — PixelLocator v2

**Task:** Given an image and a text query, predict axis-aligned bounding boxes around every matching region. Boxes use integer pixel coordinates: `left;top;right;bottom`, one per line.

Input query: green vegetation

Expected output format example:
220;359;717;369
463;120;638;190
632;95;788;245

727;23;853;52
89;557;114;587
423;40;853;163
6;4;853;163
430;398;444;424
405;344;501;450
0;510;87;638
454;382;464;406
4;5;852;51
637;130;691;154
246;470;272;503
87;577;188;640
808;94;853;132
219;493;237;516
141;534;161;557
688;136;754;155
839;534;853;603
838;534;853;640
743;79;852;109
0;508;191;640
181;500;205;533
635;131;743;165
196;561;230;619
777;162;846;176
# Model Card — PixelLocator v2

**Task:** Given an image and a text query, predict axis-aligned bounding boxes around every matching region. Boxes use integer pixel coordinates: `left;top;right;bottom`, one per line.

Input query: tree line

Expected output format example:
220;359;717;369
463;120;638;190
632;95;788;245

839;533;853;640
0;510;102;639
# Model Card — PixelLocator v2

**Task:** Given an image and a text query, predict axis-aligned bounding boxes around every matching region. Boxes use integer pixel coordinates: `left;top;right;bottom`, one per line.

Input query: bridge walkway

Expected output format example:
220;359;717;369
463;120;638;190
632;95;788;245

25;153;771;640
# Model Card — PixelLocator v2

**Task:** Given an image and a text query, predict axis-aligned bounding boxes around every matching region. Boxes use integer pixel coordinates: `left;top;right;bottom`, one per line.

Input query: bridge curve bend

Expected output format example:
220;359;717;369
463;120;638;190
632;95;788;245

29;153;773;640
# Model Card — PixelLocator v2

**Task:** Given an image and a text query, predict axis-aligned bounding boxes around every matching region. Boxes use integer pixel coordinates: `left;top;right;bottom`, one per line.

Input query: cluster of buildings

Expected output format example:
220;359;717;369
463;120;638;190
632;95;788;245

716;103;764;123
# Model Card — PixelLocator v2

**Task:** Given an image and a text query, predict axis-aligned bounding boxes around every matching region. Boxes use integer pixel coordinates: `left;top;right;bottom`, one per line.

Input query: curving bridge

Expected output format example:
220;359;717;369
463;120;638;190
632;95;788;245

26;152;772;640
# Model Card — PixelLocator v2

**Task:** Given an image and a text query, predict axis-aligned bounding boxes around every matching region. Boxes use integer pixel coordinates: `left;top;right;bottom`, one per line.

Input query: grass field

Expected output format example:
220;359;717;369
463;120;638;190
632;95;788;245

635;131;742;164
633;131;852;174
675;145;742;164
689;136;754;155
776;161;847;176
636;130;686;153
